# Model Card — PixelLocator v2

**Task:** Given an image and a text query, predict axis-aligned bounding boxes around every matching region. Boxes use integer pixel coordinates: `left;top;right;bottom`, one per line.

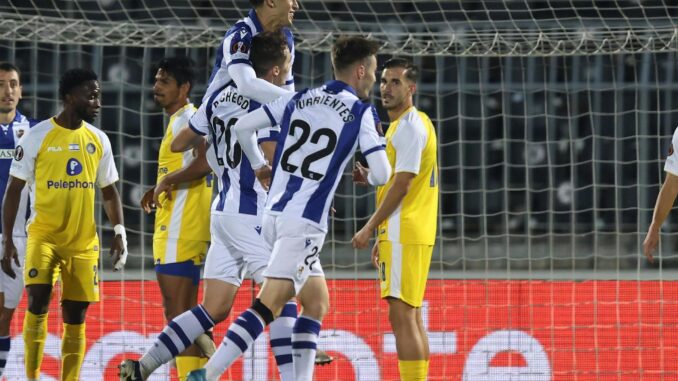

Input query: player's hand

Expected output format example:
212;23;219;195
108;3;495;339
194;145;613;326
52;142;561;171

153;179;174;208
1;239;19;279
140;187;157;214
353;162;369;186
351;226;372;249
110;233;128;271
255;164;272;191
371;242;379;269
643;228;659;264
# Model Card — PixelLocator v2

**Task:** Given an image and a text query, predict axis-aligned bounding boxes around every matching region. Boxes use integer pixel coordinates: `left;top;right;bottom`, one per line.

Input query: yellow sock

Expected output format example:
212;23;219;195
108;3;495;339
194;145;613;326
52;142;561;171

398;359;428;381
61;323;86;381
23;311;48;380
176;355;207;380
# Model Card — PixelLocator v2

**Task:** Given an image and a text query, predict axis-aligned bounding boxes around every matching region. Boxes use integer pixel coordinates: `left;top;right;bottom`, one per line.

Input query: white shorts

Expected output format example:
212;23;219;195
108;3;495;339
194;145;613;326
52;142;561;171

262;214;326;295
203;213;271;287
0;235;26;309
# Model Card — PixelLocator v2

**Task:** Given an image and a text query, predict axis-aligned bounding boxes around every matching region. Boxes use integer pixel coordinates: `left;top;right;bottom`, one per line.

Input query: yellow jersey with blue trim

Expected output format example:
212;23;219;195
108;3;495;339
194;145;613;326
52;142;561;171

9;118;119;251
154;103;212;242
376;106;438;245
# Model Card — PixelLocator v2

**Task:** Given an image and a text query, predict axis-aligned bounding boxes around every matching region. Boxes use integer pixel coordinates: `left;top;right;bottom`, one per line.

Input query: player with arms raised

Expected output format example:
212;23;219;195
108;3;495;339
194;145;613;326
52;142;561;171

2;69;126;381
186;36;392;381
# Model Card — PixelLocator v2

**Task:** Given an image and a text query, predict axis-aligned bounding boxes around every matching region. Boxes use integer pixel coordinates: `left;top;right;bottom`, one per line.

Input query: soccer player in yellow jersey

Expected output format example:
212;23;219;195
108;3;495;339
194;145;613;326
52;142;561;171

1;68;127;381
139;56;213;378
352;58;439;381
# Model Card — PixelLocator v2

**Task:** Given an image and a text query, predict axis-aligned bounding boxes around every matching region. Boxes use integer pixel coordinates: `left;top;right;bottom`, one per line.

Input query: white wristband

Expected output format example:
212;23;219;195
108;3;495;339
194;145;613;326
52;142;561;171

113;224;127;238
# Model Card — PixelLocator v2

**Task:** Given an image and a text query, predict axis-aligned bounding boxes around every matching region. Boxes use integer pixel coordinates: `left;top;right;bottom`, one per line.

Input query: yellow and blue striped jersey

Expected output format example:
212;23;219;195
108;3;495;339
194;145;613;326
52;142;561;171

377;106;438;245
9;118;119;251
154;103;211;242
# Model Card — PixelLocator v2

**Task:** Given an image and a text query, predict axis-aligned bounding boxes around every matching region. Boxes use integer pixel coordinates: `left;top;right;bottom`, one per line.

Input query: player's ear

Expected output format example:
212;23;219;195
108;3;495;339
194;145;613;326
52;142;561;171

409;82;417;95
356;63;366;80
272;65;281;77
179;81;191;98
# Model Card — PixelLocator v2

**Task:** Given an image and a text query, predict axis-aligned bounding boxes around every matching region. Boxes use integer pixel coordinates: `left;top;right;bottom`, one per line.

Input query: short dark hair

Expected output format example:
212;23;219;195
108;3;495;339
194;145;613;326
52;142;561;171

250;0;264;7
250;30;288;77
332;36;380;73
383;58;419;83
157;56;195;93
59;68;98;101
0;62;21;83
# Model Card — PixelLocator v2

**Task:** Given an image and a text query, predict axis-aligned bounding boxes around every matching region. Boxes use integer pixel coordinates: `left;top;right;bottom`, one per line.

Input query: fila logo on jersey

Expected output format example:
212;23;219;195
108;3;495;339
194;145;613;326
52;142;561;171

66;158;83;176
47;146;62;152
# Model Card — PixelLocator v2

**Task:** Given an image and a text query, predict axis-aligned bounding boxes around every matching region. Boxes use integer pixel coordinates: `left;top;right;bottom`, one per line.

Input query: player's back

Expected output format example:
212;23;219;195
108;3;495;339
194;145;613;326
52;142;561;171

194;82;276;216
264;80;384;231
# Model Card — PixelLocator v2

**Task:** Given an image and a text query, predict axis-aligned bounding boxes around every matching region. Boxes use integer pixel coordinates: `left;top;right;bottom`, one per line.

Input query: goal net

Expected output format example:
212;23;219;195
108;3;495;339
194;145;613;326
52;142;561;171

1;0;677;379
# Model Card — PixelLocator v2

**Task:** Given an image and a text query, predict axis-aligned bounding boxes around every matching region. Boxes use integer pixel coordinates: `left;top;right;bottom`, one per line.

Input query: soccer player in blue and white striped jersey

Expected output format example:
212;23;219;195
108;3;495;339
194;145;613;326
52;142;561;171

0;62;38;378
119;31;299;381
190;37;392;381
204;0;297;105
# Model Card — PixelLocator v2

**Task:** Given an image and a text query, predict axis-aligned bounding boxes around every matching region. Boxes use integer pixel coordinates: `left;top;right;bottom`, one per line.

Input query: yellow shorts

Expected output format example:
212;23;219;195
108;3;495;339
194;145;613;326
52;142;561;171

378;241;433;307
24;239;99;302
153;237;208;266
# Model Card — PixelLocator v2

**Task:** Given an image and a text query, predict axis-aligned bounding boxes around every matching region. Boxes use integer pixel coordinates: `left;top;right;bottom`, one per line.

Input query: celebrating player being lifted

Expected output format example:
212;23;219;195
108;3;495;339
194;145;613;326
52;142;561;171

186;36;391;381
0;62;39;378
121;30;299;381
2;69;127;381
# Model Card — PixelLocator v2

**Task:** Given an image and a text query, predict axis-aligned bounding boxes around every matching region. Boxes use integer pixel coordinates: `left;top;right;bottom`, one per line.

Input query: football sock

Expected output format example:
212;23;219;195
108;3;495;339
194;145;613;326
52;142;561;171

0;335;10;377
61;323;86;381
176;355;207;380
23;311;47;380
292;315;321;381
140;304;215;378
269;302;297;381
398;359;428;381
205;304;271;381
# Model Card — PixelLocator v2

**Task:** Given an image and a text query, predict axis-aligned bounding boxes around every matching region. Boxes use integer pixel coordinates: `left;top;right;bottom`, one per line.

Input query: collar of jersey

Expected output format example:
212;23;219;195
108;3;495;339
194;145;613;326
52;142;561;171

392;105;417;123
248;9;264;33
50;117;85;131
323;80;356;96
1;110;23;129
169;102;194;120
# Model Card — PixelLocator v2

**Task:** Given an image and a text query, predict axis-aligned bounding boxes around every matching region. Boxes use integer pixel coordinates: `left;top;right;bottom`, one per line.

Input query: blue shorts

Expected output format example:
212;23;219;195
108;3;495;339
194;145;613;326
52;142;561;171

155;260;201;285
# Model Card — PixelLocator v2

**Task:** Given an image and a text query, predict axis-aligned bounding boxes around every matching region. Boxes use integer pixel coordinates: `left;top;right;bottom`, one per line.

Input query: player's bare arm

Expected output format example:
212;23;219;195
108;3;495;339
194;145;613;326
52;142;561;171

644;172;678;263
1;176;25;278
153;141;212;207
352;172;413;249
101;183;127;271
170;125;204;153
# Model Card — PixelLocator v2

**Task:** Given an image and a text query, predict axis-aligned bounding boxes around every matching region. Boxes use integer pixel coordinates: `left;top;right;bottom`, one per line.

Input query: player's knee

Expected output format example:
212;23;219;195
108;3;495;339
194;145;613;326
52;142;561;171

26;285;52;315
300;297;329;320
252;298;275;325
61;300;90;324
203;301;233;323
